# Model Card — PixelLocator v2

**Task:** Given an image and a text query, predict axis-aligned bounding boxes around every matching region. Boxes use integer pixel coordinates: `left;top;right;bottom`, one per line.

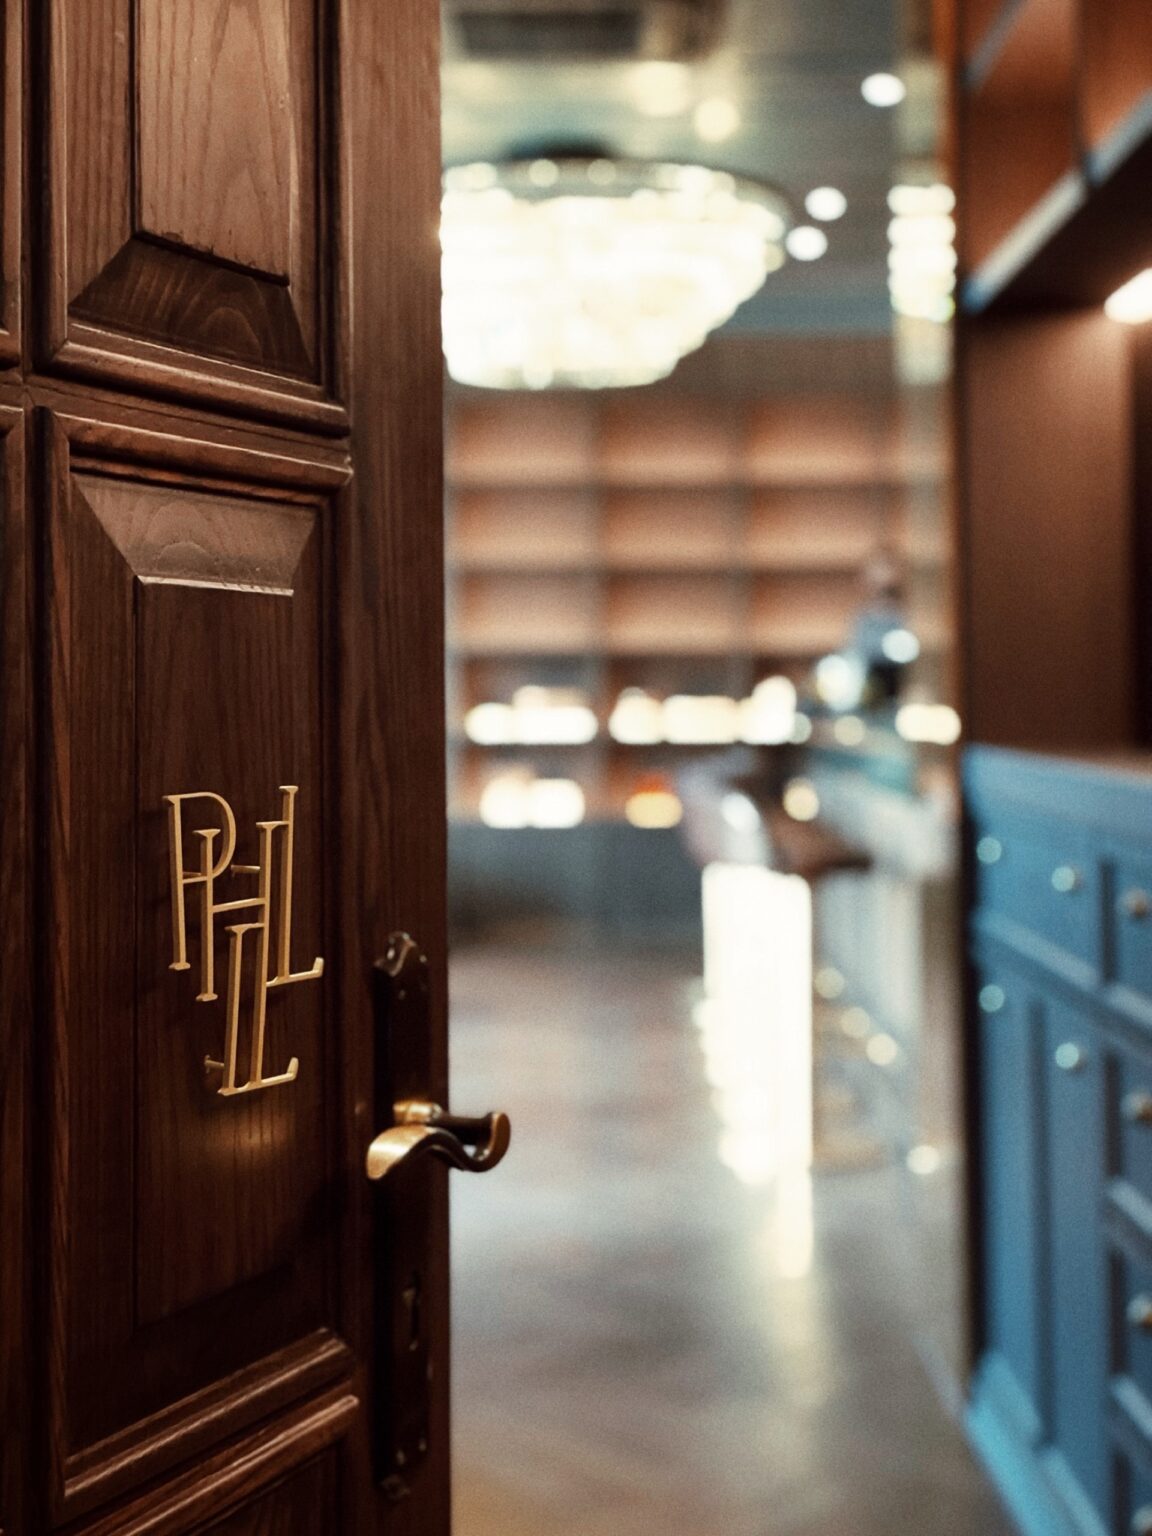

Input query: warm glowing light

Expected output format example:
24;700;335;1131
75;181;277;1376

442;157;792;389
832;714;866;747
478;769;586;828
782;778;820;822
786;225;828;261
815;966;845;1000
841;1006;871;1039
814;653;865;710
699;865;814;1187
625;789;683;828
464;688;598;745
886;192;956;322
865;1032;900;1066
739;674;798;744
880;626;921;664
1105;269;1152;324
608;687;664;744
907;1144;943;1176
631;60;693;117
895;702;962;745
464;701;516;744
721;792;760;833
694;96;741;143
888;183;954;216
861;72;906;107
530;778;586;827
479;769;532;828
662;694;740;744
805;187;847;222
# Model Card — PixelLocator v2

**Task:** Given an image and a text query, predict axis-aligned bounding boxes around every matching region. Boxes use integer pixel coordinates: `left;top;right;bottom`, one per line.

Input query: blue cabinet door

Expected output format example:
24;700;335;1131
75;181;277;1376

1041;996;1108;1525
977;965;1045;1423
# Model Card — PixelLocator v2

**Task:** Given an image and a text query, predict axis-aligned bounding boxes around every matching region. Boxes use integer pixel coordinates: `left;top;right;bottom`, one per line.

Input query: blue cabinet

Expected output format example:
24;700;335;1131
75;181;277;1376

975;963;1045;1429
966;748;1152;1536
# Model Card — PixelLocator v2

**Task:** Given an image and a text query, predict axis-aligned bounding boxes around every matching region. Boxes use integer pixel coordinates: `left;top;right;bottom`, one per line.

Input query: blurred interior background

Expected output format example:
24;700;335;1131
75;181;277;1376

440;2;991;1532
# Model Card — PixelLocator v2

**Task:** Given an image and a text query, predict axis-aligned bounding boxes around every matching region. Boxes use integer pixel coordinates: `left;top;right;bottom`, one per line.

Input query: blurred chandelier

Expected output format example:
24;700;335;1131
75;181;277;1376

441;154;792;390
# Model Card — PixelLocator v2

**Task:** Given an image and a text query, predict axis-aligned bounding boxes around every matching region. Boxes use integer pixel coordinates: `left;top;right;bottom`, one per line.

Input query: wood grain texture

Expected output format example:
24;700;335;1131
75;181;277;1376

17;0;447;1530
137;0;294;277
338;0;448;1529
0;1;20;366
0;412;27;1536
82;474;316;591
75;1389;357;1536
64;1331;353;1521
44;415;338;1460
43;0;337;428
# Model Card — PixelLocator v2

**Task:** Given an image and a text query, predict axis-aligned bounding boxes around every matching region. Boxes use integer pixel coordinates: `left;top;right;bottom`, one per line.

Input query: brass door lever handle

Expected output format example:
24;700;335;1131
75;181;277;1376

366;1100;511;1181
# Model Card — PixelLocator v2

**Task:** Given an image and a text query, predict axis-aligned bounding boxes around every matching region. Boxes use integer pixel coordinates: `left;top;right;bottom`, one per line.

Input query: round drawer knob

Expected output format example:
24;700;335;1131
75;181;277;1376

1127;1294;1152;1331
976;836;1003;865
979;984;1005;1015
1123;1091;1152;1126
1122;889;1152;921
1051;865;1083;894
1055;1042;1087;1073
1133;1509;1152;1536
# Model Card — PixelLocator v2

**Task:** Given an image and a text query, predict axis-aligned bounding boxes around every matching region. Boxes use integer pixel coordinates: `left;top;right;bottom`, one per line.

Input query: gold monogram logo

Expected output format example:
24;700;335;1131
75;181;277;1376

164;785;324;1097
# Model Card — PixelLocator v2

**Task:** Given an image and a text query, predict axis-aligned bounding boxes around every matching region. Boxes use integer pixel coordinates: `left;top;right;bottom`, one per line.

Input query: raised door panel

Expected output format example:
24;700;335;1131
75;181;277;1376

44;0;342;429
43;412;355;1524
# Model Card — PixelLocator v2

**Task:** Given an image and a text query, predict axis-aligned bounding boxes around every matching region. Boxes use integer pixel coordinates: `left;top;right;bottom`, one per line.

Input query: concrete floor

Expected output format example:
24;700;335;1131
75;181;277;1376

449;941;1014;1536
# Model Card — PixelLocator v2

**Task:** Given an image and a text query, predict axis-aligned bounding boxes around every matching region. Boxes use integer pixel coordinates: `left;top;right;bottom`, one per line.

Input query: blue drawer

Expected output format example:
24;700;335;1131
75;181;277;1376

972;815;1101;976
1043;999;1107;1518
1106;1035;1152;1214
1116;1447;1152;1536
1110;851;1152;1012
1112;1247;1152;1423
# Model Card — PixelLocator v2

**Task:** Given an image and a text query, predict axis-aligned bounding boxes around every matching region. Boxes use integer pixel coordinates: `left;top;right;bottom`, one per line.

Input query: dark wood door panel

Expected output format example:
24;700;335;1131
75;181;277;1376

41;0;343;431
0;0;20;369
0;406;28;1536
71;1391;356;1536
42;409;356;1520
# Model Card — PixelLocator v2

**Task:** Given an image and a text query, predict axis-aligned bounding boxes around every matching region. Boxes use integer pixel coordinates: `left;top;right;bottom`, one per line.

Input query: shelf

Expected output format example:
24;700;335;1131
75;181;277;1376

959;0;1152;314
446;379;952;804
960;0;1077;272
961;99;1152;311
1082;0;1152;153
601;488;740;569
450;487;597;569
605;574;741;655
450;572;600;652
448;473;939;493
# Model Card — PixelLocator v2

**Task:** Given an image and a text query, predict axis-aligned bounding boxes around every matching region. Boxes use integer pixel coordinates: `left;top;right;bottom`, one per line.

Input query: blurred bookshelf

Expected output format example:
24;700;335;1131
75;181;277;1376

446;371;952;829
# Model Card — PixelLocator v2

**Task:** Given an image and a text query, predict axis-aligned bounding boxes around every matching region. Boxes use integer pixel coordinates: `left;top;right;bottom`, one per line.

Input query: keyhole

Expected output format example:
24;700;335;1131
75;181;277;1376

402;1272;423;1354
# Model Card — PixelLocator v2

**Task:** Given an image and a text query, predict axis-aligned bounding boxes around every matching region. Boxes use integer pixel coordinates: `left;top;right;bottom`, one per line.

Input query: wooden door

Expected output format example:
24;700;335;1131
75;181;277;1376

0;2;458;1532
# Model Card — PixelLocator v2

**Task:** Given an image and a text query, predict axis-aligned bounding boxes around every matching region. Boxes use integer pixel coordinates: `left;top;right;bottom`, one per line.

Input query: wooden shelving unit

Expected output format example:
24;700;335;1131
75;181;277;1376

948;0;1152;751
446;377;950;821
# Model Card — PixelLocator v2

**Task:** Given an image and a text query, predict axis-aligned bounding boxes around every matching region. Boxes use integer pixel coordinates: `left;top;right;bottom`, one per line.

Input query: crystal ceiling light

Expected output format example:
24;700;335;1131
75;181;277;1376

441;155;792;390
